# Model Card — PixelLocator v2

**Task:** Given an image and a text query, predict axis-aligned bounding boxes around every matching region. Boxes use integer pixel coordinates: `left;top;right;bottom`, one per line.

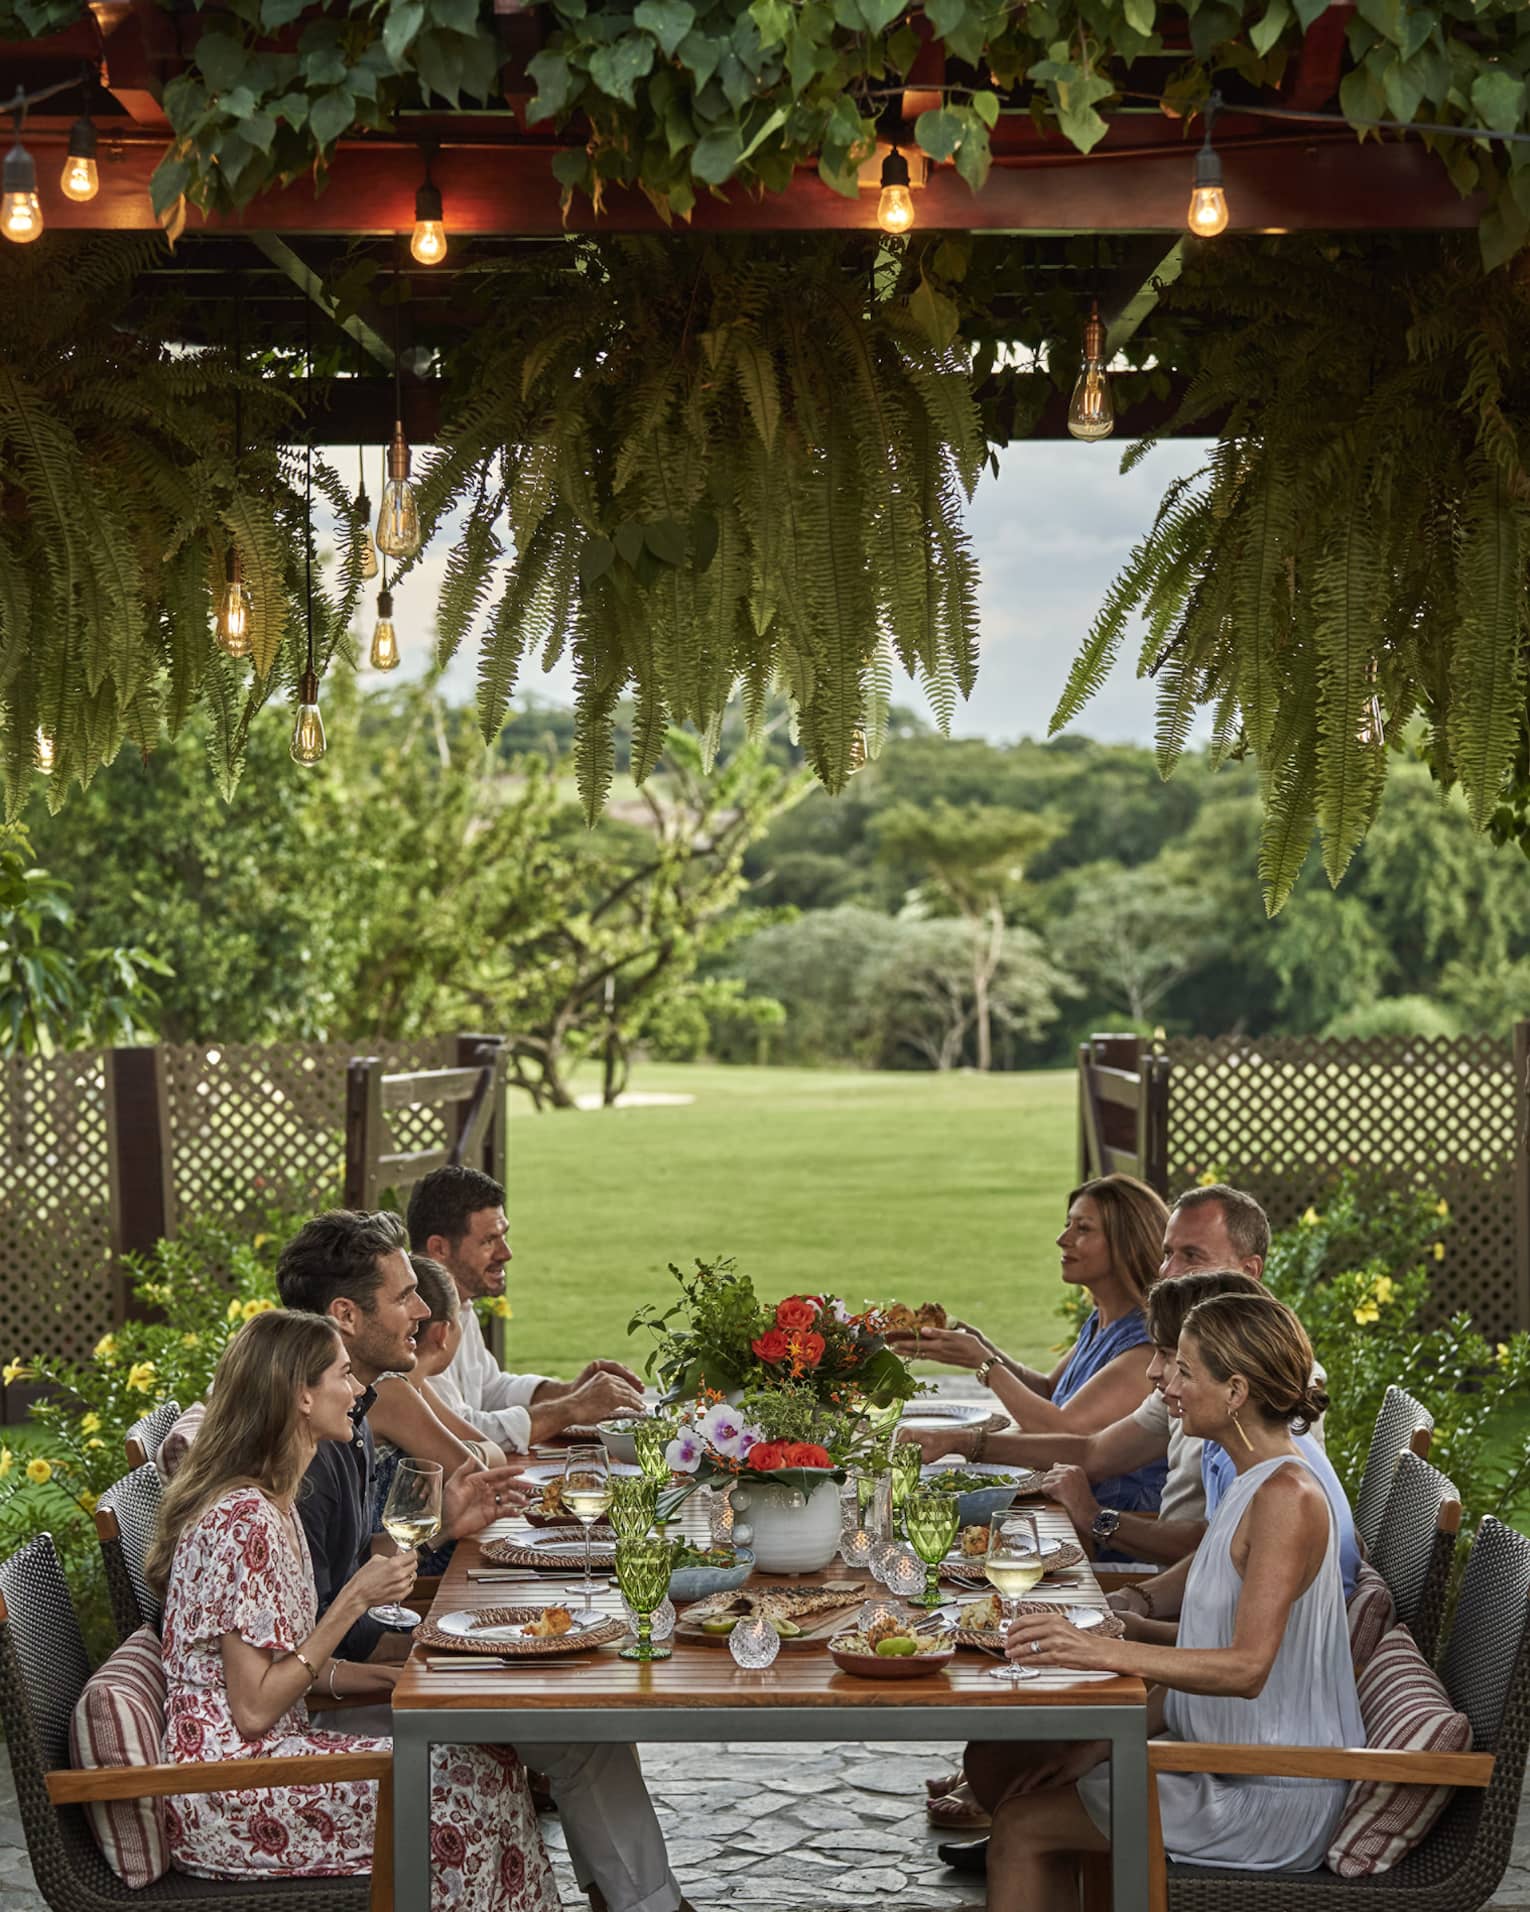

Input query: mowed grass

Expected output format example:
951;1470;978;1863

500;1063;1080;1379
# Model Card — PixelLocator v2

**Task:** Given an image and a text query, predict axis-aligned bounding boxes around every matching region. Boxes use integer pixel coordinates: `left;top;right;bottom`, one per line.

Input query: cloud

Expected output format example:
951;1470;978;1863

357;436;1214;747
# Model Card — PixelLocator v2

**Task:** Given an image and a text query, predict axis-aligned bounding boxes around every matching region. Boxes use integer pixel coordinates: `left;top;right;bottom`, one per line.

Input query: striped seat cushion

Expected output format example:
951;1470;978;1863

68;1625;170;1886
1347;1560;1397;1673
156;1401;205;1480
1326;1622;1471;1878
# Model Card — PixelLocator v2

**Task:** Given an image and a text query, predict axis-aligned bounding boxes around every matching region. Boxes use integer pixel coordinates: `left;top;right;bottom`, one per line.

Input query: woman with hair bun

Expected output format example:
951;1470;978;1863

966;1291;1364;1910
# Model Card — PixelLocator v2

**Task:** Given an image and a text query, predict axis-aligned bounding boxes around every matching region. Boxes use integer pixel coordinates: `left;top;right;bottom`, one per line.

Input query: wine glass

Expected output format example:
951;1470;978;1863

985;1510;1045;1686
615;1535;674;1661
631;1419;671;1485
368;1457;443;1629
889;1442;921;1537
562;1445;612;1609
905;1489;960;1608
607;1474;659;1542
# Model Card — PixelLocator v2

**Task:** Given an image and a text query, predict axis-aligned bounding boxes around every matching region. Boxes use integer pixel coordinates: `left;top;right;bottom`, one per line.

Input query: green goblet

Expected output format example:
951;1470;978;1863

608;1474;660;1541
905;1489;961;1609
631;1419;671;1485
616;1535;675;1661
890;1442;922;1537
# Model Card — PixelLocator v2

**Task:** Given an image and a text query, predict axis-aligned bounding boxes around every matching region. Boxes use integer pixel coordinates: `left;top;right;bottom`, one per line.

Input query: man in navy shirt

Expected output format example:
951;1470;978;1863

277;1210;689;1912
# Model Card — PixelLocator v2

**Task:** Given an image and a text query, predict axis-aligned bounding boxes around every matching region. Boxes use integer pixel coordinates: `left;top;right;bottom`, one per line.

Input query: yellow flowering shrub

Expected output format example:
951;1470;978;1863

24;1458;52;1485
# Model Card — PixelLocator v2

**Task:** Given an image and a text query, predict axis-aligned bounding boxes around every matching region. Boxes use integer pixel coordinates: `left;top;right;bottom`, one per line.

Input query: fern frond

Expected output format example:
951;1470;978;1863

1448;461;1529;826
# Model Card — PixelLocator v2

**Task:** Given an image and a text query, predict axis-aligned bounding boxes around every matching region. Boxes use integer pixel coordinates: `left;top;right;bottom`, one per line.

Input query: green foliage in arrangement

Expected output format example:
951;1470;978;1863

409;235;983;810
0;0;1521;263
0;237;362;816
1263;1179;1530;1531
1050;237;1530;913
0;1215;286;1659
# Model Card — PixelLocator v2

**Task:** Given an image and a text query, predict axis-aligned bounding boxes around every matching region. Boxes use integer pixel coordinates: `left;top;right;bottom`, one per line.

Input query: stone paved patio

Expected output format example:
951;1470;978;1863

7;1738;1530;1910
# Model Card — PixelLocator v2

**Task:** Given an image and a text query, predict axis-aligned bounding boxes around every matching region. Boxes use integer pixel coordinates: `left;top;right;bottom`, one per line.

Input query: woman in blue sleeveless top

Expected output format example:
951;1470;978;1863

887;1173;1168;1514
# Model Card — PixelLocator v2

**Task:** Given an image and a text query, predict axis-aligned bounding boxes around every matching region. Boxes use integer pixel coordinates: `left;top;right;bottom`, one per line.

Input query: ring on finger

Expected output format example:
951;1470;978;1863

1031;1640;1042;1656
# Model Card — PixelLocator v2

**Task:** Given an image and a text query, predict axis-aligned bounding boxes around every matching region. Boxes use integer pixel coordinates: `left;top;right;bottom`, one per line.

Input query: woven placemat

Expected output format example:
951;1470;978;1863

481;1534;618;1571
413;1605;626;1657
954;1595;1123;1648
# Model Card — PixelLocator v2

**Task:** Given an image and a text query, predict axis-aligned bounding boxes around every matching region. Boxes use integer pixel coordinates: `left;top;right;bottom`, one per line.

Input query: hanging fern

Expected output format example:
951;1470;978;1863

414;234;983;817
1050;235;1530;909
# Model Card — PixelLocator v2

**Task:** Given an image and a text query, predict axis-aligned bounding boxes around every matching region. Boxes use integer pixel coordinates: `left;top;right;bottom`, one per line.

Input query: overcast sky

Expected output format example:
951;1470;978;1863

353;437;1213;747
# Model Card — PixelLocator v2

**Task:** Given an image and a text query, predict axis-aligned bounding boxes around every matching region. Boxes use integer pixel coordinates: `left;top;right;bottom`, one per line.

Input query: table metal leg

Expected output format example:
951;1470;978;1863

1108;1711;1151;1912
392;1715;433;1912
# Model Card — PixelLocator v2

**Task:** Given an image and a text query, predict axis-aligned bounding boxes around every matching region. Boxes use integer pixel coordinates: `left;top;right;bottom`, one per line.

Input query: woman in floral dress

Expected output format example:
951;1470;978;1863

146;1309;557;1912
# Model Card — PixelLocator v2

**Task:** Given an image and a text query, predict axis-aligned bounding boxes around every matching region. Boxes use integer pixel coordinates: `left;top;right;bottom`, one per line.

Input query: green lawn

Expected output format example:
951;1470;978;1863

500;1062;1079;1379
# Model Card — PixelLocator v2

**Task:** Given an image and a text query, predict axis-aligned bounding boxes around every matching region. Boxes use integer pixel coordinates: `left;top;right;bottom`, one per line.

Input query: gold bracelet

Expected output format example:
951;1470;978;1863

293;1649;320;1686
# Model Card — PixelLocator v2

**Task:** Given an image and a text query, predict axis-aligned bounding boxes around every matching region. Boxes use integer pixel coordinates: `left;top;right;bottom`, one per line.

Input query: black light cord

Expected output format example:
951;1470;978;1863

304;293;314;678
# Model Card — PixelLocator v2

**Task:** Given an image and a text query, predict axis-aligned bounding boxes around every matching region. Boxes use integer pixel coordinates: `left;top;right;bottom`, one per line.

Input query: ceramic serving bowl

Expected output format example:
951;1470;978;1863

668;1549;757;1604
596;1418;647;1465
828;1633;956;1680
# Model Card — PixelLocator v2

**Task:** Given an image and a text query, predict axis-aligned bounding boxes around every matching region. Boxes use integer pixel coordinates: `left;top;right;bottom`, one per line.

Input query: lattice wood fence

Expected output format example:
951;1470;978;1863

2;1033;502;1423
1163;1027;1530;1340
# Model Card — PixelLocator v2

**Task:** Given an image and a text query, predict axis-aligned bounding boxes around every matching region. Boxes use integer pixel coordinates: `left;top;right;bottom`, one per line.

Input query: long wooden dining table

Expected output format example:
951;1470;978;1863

390;1499;1151;1912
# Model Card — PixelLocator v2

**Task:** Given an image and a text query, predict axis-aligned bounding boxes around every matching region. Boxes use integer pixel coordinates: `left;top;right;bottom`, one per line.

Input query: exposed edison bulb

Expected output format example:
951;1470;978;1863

369;587;400;671
215;550;253;659
2;136;39;243
847;728;869;775
376;420;421;558
355;490;380;579
34;728;54;774
1067;300;1115;442
290;669;326;766
410;217;446;266
1188;182;1229;237
1357;694;1385;749
877;148;914;236
61;117;99;203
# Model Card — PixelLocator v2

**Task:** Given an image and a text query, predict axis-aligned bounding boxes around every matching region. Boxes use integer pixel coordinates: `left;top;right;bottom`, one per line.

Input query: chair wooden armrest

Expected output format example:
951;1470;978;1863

47;1751;391;1803
310;1692;391;1713
48;1756;394;1912
1147;1741;1494;1786
1143;1741;1494;1912
1095;1571;1155;1591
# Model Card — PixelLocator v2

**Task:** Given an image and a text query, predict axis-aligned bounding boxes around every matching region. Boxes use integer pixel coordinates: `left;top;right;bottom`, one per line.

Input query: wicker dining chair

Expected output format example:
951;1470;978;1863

123;1401;181;1472
1146;1515;1530;1912
95;1463;163;1643
0;1532;389;1912
1353;1385;1435;1554
1369;1449;1460;1664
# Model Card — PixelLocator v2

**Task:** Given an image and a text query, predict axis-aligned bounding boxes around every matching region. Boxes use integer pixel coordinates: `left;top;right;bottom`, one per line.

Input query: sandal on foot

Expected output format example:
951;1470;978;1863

926;1783;991;1831
925;1769;964;1799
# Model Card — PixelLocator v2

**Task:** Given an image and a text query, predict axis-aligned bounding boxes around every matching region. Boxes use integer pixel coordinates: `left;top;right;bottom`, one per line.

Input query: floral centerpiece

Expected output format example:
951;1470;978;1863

628;1261;920;1571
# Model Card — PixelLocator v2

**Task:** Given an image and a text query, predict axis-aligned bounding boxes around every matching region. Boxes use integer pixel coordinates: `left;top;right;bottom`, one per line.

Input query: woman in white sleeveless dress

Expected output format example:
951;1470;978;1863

965;1292;1363;1912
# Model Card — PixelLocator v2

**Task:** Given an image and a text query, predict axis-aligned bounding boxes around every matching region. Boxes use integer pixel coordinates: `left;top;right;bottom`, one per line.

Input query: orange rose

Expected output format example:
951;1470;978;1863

751;1330;790;1364
746;1441;790;1472
789;1329;826;1369
775;1296;820;1332
782;1443;832;1468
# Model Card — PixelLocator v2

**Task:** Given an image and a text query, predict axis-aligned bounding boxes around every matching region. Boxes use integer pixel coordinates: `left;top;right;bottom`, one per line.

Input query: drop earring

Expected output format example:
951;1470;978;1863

1230;1409;1254;1451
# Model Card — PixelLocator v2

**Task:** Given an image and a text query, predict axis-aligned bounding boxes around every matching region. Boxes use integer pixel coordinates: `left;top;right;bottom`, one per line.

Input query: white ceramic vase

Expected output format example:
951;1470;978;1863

728;1477;843;1574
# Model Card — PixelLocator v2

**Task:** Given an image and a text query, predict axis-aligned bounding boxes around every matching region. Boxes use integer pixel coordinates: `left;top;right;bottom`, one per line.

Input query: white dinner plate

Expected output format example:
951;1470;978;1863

950;1533;1068;1563
900;1401;991;1430
519;1529;617;1558
434;1607;611;1643
521;1460;643;1486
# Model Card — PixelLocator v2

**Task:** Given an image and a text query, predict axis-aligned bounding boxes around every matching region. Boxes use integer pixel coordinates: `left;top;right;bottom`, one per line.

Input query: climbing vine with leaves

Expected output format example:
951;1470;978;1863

0;1;1526;260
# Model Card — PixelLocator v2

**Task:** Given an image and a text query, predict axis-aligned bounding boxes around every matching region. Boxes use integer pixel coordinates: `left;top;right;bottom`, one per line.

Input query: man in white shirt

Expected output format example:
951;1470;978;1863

406;1164;646;1452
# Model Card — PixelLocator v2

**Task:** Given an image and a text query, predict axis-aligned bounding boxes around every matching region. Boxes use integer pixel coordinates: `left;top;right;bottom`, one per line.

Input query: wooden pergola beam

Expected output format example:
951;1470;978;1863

15;129;1481;235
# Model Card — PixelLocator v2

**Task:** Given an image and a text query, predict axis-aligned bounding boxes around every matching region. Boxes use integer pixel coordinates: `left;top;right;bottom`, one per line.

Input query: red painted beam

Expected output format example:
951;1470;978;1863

13;128;1480;235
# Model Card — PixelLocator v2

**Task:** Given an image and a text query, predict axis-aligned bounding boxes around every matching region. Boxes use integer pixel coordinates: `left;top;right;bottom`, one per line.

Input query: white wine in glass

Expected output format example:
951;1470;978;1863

986;1511;1045;1685
563;1445;613;1609
369;1457;443;1629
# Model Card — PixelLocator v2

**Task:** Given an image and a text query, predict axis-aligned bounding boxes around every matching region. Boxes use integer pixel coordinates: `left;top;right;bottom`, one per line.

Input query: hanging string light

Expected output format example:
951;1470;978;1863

33;728;54;775
1188;93;1230;237
352;339;380;580
876;145;914;236
60;66;98;203
370;554;400;671
410;140;446;266
216;276;254;660
1067;297;1115;441
1357;658;1385;749
377;245;422;559
2;89;41;244
291;301;327;766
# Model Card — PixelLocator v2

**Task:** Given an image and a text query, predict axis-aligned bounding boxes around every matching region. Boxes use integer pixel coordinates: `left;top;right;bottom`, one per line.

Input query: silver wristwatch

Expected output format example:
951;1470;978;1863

1090;1507;1121;1543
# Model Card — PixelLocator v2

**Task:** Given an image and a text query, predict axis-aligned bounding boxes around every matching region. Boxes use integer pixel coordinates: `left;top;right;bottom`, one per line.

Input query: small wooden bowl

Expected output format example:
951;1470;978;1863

828;1639;956;1680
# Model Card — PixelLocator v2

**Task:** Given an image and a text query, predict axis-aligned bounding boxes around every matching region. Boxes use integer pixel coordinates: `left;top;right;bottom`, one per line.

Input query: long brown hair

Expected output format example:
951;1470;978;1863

146;1311;342;1595
1181;1293;1329;1434
1067;1174;1170;1307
